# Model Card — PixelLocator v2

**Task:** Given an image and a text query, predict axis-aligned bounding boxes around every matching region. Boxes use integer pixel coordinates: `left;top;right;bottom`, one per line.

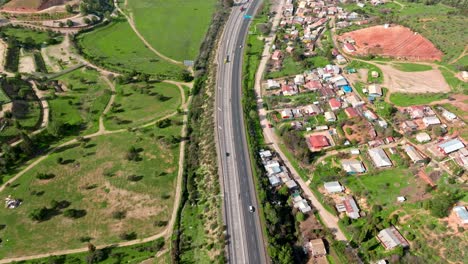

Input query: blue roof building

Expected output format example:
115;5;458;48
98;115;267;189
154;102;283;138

342;85;352;93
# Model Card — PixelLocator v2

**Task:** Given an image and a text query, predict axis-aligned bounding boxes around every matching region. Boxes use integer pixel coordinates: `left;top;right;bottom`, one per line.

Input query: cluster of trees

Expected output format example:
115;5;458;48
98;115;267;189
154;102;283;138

281;129;315;164
423;189;463;218
79;0;113;17
33;52;48;73
4;37;20;72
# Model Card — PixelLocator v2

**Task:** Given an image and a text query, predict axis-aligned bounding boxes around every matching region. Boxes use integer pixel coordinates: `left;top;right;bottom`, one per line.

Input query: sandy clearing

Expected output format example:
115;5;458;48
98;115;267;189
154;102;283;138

19;53;35;73
0;39;7;72
42;34;80;72
378;64;450;93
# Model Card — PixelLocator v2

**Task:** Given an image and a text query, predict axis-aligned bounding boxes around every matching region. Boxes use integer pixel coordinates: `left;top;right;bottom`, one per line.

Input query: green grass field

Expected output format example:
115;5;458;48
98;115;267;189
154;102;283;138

127;0;217;61
0;124;182;258
389;92;448;106
348;60;383;83
77;20;184;77
345;168;413;207
393;63;433;72
439;67;468;92
0;26;63;45
49;68;111;134
266;56;306;79
104;81;181;130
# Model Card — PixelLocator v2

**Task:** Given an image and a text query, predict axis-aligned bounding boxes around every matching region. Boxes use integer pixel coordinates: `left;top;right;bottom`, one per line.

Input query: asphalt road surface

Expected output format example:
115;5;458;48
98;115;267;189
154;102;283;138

215;0;267;263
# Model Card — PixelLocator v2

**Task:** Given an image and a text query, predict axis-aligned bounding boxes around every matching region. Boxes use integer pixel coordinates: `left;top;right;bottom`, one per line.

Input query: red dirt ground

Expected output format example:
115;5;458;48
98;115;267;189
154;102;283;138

340;25;443;61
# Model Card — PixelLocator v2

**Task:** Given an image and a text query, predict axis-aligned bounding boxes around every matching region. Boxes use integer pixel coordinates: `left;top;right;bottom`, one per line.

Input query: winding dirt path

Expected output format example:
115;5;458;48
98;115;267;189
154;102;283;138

449;45;467;65
0;80;191;264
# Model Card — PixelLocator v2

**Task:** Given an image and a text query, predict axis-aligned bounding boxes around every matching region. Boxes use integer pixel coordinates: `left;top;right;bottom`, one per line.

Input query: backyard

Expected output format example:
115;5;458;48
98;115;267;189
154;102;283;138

0;124;182;259
126;0;217;61
77;20;184;78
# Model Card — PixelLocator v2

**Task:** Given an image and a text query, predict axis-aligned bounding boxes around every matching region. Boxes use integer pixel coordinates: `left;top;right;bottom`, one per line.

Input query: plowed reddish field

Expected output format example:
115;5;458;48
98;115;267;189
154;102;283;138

340;25;443;61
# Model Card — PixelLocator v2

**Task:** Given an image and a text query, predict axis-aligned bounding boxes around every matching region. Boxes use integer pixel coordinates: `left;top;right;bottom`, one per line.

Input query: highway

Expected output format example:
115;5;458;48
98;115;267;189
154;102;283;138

215;0;267;263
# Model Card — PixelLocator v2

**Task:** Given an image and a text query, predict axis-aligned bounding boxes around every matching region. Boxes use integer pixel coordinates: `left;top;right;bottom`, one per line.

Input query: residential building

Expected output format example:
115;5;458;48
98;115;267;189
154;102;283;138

267;79;281;89
363;109;378;121
345;107;359;118
281;84;298;96
286;179;298;189
416;132;431;143
324;181;344;193
281;109;293;119
325;111;337;122
345;94;364;107
408;106;425;119
293;195;312;213
304;80;322;91
341;159;366;173
268;176;281;187
377;226;409;250
303;104;322;115
403;145;425;163
259;150;272;160
294;74;305;85
336;195;360;219
453;206;468;225
309;135;330;149
401;120;417;132
309;239;327;257
378;119;388;128
329;98;341;111
438;139;465;154
422;116;441;127
350;148;360;155
368;84;382;97
368;148;392;167
265;160;282;176
441;109;457;121
272;50;283;61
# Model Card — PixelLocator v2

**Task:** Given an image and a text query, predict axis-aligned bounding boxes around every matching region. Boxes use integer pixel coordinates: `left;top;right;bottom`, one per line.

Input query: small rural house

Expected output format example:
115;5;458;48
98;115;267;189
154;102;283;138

438;139;465;154
324;181;344;193
368;148;392;167
341;159;366;173
416;132;431;143
325;111;337;122
403;145;425;163
267;79;281;89
336;195;360;219
308;239;327;257
453;206;468;225
422;116;441;128
309;135;330;149
377;226;409;250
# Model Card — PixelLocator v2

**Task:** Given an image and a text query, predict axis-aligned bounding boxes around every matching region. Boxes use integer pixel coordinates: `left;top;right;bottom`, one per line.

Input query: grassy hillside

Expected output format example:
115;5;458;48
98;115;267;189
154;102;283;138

127;0;217;61
77;20;184;78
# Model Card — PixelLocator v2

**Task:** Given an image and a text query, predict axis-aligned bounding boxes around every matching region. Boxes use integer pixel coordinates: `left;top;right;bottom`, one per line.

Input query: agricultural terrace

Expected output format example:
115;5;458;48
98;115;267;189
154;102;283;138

0;26;63;47
48;68;111;135
126;0;217;61
77;20;184;78
0;78;41;143
104;81;182;130
0;123;183;259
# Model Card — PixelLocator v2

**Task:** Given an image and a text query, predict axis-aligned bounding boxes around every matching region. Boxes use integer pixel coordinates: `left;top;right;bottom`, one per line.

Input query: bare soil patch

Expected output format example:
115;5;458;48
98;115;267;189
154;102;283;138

18;54;35;73
378;64;450;93
339;25;443;61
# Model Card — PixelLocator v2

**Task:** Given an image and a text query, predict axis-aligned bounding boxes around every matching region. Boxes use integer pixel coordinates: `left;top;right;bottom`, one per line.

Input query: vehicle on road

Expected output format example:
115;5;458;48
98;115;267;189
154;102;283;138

226;152;230;157
224;55;230;63
240;6;246;11
249;205;255;212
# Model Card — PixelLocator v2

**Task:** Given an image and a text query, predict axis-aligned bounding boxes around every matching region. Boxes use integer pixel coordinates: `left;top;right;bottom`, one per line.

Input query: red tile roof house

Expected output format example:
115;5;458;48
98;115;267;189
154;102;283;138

329;98;341;111
272;50;283;61
344;43;356;53
345;107;359;118
308;135;330;149
303;80;322;91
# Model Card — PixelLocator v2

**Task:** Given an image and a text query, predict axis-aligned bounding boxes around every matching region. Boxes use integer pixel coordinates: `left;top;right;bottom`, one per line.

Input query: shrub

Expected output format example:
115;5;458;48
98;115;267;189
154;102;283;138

63;209;87;219
127;174;143;182
112;210;126;220
36;173;55;180
119;231;137;240
29;207;49;221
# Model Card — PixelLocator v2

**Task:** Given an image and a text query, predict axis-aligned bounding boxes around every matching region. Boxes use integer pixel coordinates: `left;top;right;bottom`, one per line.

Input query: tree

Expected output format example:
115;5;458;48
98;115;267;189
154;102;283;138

126;146;139;161
19;132;35;155
48;120;64;137
83;17;92;25
29;207;48;221
63;209;87;219
66;19;74;27
432;125;444;137
178;70;193;82
65;4;73;13
296;212;305;222
277;245;293;264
